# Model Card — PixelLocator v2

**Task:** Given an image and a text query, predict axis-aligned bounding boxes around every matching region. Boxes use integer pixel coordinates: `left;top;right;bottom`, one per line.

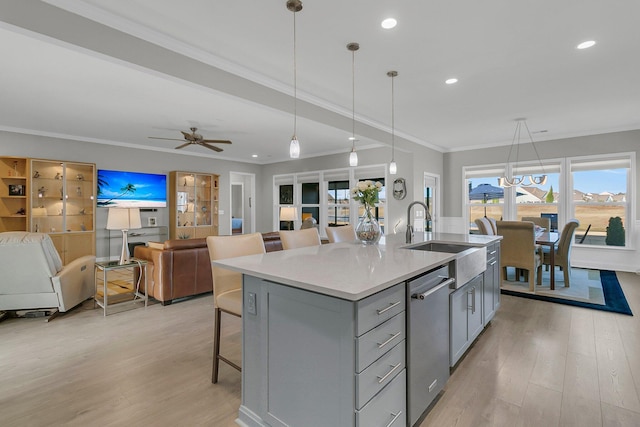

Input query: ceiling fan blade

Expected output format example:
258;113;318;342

201;139;232;144
148;137;185;141
199;142;223;152
181;130;196;141
174;142;192;150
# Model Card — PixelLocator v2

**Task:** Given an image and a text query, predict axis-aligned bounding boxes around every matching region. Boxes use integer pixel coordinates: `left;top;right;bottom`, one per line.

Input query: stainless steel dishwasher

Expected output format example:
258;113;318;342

406;264;455;426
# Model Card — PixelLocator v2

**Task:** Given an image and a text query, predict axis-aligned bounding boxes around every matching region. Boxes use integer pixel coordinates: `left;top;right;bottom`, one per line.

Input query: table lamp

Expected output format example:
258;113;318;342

279;206;298;230
106;207;142;264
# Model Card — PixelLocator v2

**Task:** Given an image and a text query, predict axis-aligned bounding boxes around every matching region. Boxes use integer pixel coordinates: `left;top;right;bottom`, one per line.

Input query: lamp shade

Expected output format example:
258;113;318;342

279;206;298;222
106;207;142;230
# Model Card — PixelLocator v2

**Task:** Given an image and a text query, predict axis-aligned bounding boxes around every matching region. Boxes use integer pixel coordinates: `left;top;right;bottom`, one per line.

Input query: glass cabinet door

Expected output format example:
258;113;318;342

30;160;95;233
195;174;212;226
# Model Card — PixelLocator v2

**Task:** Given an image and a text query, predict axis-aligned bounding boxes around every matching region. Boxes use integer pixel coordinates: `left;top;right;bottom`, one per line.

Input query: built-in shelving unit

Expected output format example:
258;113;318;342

169;171;219;239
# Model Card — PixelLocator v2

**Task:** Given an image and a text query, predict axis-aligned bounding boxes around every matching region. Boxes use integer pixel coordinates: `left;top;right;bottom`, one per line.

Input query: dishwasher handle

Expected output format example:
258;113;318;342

411;277;455;300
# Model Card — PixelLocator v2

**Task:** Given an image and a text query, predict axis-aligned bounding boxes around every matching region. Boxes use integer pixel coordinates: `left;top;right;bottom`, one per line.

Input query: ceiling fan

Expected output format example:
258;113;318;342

148;127;232;152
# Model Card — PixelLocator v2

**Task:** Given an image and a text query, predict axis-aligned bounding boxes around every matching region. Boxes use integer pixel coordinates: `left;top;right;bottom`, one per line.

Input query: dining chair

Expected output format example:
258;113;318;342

496;221;543;291
522;216;551;231
475;217;495;235
487;217;498;234
543;219;579;287
325;225;357;243
206;232;265;383
279;228;322;250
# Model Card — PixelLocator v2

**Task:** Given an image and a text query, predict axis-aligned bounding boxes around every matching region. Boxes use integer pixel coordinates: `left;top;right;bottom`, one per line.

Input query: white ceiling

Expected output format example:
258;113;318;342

1;0;639;164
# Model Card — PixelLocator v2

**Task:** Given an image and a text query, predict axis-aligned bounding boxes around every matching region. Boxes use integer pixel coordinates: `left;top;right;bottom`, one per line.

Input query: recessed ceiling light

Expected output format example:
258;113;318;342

381;18;397;29
445;78;458;85
251;154;258;158
577;40;596;49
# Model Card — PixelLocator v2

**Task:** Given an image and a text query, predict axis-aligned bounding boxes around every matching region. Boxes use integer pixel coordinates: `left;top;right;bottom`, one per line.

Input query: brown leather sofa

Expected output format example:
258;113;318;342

134;233;283;305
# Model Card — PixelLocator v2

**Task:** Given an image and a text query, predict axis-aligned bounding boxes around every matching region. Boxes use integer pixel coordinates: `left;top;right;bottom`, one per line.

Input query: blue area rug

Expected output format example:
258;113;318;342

501;270;633;316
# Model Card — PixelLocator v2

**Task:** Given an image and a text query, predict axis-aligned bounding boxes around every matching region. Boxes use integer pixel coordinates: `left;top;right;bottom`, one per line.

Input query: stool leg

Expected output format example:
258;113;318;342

212;307;221;383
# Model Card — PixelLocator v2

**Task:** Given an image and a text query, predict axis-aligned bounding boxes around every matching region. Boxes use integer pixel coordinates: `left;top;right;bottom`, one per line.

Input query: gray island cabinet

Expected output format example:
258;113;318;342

213;233;501;427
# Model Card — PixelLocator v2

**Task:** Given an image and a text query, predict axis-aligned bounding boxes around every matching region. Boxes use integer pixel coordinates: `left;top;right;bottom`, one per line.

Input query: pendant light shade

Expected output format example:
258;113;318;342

347;42;360;167
290;136;300;158
287;0;303;159
388;71;398;175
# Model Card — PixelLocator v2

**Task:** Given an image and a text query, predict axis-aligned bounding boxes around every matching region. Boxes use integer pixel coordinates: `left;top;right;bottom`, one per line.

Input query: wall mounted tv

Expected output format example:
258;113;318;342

97;169;167;208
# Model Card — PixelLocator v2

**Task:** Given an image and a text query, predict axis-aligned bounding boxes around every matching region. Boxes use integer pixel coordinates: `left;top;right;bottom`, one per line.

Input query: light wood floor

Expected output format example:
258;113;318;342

1;272;639;427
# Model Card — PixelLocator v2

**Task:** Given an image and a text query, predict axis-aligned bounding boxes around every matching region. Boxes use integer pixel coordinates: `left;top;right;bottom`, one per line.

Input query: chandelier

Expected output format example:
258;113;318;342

498;118;547;187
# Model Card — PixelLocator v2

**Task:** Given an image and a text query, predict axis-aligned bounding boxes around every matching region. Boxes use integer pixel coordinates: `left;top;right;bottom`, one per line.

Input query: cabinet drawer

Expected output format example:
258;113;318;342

486;242;499;263
356;369;406;427
356;283;405;336
356;341;405;409
356;312;405;372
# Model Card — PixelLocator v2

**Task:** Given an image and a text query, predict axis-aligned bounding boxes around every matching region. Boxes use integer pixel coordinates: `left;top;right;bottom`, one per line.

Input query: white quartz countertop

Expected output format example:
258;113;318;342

212;232;501;301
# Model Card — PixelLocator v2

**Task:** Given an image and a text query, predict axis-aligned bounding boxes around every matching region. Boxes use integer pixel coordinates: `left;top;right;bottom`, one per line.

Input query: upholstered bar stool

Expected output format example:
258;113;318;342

279;228;322;250
206;232;265;383
325;225;357;243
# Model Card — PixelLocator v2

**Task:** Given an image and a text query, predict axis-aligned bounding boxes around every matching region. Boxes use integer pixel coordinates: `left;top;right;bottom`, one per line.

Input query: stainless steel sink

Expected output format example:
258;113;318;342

405;241;487;288
408;242;472;254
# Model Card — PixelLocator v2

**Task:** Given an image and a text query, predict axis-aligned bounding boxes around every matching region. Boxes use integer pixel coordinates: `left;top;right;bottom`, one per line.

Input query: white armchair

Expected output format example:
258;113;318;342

0;232;95;321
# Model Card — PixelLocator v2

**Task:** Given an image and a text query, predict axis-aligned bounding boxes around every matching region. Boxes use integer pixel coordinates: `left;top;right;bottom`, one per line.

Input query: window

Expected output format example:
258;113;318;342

570;155;632;246
464;153;634;248
327;180;350;226
465;166;505;232
513;163;561;231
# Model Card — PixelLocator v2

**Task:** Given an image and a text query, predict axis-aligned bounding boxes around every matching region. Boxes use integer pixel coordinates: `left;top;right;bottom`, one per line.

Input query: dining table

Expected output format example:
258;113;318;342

536;231;560;289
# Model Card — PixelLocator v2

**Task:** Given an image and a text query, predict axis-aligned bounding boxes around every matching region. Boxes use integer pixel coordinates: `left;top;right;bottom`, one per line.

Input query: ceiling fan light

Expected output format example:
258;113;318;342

389;160;397;175
349;149;358;167
289;136;300;159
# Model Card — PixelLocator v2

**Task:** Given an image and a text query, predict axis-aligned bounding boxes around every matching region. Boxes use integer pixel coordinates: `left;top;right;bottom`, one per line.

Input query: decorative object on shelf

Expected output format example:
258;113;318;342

8;184;25;196
279;206;298;230
393;178;407;200
498;118;547;187
38;186;46;197
54;172;62;180
347;42;360;167
178;233;191;239
287;0;303;159
76;173;84;181
76;186;82;196
32;207;47;232
16;207;26;215
387;70;398;175
106;207;142;265
33;170;40;178
351;180;383;244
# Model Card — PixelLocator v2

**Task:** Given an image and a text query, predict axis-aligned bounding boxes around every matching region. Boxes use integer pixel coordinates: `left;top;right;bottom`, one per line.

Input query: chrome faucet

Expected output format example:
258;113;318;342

406;201;431;243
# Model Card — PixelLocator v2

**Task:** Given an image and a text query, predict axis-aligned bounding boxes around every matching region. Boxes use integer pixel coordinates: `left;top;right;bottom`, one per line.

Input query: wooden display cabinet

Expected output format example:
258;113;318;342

0;157;29;232
30;159;96;263
169;171;219;239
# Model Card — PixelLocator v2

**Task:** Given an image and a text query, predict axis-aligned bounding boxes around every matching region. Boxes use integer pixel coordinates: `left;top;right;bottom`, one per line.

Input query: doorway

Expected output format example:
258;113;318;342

424;173;439;232
230;172;255;234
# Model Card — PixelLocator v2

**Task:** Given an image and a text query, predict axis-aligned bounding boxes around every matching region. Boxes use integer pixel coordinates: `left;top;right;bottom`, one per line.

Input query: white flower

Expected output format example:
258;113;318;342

357;181;368;191
375;181;382;189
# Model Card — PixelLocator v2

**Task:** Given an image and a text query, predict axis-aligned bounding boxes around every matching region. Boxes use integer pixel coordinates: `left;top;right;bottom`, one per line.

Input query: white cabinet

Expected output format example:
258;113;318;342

240;276;406;427
450;273;484;367
483;242;501;324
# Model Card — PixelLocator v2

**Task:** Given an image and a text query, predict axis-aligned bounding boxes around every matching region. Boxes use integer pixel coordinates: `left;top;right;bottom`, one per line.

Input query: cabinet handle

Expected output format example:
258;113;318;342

489;250;497;255
489;260;497;266
376;300;401;315
471;287;476;314
377;331;402;349
385;411;403;427
377;362;402;384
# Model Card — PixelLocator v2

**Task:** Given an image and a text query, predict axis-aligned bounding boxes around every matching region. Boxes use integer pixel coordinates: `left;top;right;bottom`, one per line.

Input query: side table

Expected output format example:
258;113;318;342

94;259;148;316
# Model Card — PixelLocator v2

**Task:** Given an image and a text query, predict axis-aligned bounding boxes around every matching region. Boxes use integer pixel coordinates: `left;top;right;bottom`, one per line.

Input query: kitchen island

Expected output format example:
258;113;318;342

213;232;501;427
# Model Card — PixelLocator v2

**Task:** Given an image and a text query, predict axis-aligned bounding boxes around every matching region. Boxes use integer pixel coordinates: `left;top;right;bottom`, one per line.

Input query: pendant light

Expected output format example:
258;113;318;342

498;118;547;187
347;42;360;167
287;0;303;158
388;70;398;175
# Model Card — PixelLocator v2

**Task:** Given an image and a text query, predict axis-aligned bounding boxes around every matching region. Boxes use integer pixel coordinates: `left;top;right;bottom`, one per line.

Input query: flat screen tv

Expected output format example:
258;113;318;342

97;169;167;208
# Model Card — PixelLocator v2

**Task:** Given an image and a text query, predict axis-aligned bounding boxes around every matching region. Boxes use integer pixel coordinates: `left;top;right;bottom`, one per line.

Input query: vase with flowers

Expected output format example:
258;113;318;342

351;180;383;244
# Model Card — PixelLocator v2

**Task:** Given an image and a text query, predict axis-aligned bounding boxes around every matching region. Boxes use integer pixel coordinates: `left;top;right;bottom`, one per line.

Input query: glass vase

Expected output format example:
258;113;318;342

355;204;382;245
